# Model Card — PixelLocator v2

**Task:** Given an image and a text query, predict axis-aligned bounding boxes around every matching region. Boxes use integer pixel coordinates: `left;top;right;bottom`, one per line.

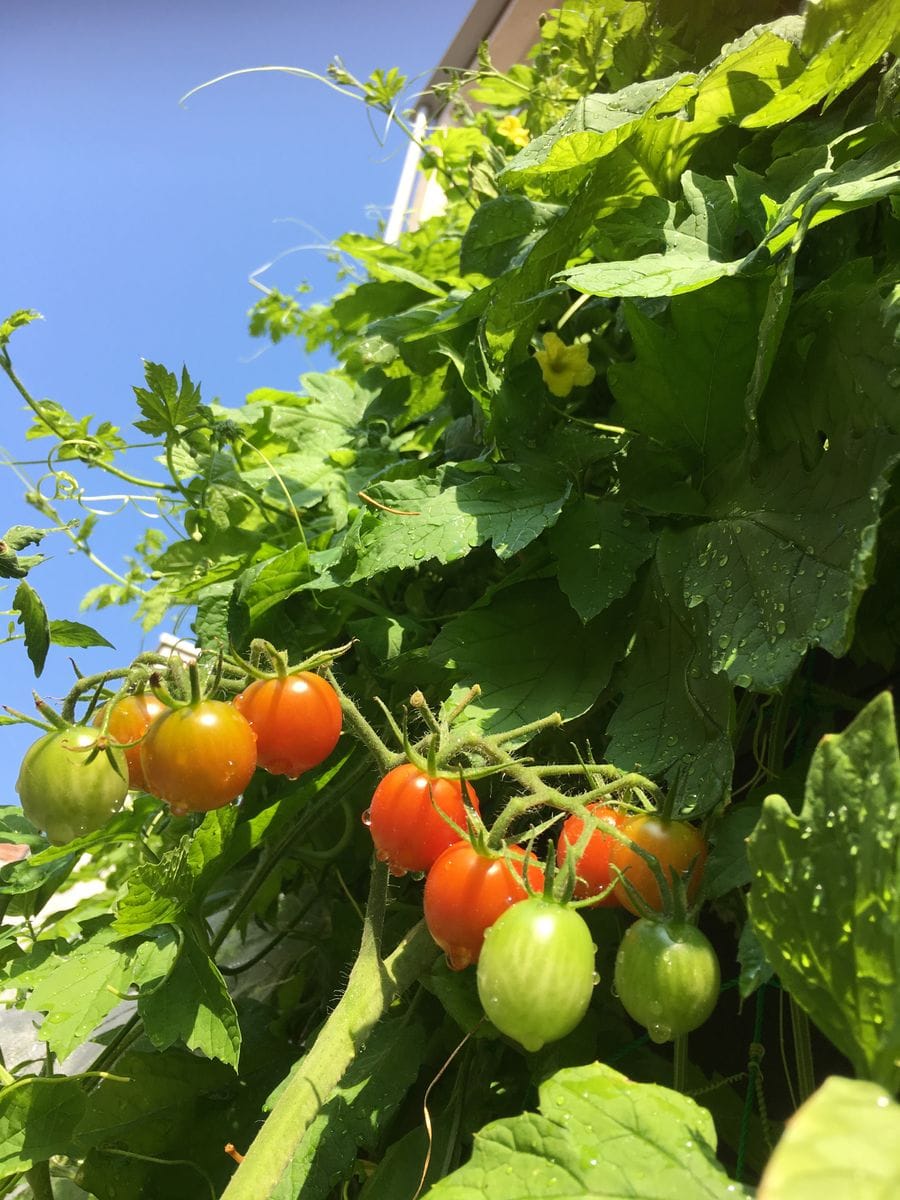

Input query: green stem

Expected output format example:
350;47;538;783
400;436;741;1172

325;670;399;773
24;1162;54;1200
672;1035;687;1092
220;866;439;1200
1;356;169;490
790;994;816;1104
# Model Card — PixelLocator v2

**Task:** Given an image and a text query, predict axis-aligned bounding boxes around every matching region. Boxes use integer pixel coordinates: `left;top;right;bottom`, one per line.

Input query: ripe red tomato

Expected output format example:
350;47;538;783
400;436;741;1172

423;841;544;969
609;814;707;914
94;693;167;792
556;803;627;907
234;673;342;778
365;764;479;875
140;700;257;815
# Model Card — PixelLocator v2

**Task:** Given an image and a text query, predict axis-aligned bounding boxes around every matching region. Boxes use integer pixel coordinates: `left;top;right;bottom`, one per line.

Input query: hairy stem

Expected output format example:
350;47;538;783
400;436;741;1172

220;863;438;1200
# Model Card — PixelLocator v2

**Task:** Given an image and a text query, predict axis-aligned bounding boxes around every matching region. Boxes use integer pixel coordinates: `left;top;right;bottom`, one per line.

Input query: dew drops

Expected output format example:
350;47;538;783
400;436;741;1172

361;809;372;827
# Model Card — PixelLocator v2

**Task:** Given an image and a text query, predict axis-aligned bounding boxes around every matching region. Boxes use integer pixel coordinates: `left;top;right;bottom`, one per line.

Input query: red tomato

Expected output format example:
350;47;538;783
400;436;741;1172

94;693;167;792
424;841;544;970
234;673;342;778
365;764;479;875
609;814;707;914
140;700;257;816
556;803;627;907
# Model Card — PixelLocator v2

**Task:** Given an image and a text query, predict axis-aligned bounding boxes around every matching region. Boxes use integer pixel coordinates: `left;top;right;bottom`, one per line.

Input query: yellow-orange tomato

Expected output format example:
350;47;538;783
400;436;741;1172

610;814;707;914
140;701;257;816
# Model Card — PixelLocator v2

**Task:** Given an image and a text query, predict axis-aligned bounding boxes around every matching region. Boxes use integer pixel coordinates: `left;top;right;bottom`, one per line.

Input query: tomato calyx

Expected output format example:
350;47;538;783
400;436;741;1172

230;637;354;683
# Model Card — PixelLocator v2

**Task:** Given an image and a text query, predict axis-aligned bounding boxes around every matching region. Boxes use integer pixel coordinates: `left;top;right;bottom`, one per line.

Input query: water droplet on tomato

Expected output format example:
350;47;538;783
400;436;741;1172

591;971;600;986
361;809;372;827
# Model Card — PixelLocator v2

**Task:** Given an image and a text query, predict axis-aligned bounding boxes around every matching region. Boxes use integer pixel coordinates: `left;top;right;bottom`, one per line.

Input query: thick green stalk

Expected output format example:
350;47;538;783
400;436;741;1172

220;862;438;1200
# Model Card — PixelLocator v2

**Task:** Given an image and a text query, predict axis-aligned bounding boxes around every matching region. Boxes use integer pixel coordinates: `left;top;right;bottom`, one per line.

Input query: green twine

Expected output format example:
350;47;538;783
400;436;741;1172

736;984;768;1182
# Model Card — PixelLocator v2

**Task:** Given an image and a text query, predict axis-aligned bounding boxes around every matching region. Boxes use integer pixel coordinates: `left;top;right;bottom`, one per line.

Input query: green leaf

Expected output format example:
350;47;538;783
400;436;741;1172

667;431;900;691
605;562;733;817
609;278;769;473
0;1077;85;1172
139;930;242;1068
346;464;570;580
271;1014;427;1200
742;0;900;127
21;933;132;1061
738;921;775;998
549;499;655;622
500;73;696;196
75;1048;233;1195
460;196;565;278
113;842;194;936
133;361;208;437
12;580;50;676
430;580;628;735
48;619;115;649
758;1076;900;1199
0;308;42;347
747;692;900;1090
426;1061;746;1199
760;259;900;458
705;802;763;900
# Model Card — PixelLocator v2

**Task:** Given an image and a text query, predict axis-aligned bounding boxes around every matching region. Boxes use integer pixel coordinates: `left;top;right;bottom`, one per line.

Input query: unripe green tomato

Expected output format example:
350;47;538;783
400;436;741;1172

16;725;129;846
614;918;720;1043
476;897;597;1052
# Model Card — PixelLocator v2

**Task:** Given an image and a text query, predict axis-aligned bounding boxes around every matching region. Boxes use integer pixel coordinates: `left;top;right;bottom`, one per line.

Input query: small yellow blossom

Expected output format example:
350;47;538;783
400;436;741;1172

534;332;596;398
496;114;531;149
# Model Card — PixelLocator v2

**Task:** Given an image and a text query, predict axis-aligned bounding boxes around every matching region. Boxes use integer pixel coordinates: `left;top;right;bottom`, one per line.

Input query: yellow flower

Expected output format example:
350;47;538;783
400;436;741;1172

534;332;596;398
496;114;531;149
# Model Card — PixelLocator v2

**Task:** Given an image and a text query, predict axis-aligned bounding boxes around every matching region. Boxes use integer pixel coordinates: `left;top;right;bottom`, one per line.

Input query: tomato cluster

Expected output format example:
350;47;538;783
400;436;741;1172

17;670;343;834
362;767;717;1051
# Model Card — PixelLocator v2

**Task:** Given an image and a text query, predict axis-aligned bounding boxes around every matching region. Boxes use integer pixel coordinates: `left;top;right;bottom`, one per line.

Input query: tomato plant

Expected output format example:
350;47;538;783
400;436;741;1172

610;815;708;914
16;725;129;845
556;803;627;906
234;671;342;777
2;0;898;1193
94;692;167;792
423;840;544;969
614;918;721;1043
140;700;257;815
476;897;596;1052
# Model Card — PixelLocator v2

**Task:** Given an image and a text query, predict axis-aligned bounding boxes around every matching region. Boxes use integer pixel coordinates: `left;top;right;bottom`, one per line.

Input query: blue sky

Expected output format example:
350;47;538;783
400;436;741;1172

1;0;473;801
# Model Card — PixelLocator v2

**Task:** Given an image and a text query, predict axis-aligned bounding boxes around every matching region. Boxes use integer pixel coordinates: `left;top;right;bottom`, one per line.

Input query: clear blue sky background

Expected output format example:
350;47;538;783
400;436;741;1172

1;0;473;803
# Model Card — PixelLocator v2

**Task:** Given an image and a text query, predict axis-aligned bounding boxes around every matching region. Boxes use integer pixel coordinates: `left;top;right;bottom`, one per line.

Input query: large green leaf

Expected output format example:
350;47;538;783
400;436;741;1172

742;0;900;127
747;693;900;1091
609;278;768;474
430;581;628;735
667;431;900;691
426;1061;746;1199
346;464;570;579
605;562;733;817
758;1076;900;1199
549;498;655;622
